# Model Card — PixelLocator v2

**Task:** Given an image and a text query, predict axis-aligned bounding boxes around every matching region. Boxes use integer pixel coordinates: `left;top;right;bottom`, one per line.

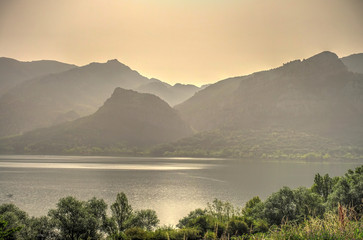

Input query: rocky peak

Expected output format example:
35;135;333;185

302;51;347;74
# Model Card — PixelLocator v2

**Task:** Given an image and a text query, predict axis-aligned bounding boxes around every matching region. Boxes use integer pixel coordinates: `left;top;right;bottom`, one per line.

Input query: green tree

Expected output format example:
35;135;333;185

242;196;264;220
263;186;325;225
263;186;296;225
26;216;57;240
0;204;29;239
226;219;248;236
311;173;338;201
85;197;108;238
177;208;207;228
48;196;107;240
111;192;133;232
124;227;148;240
293;187;325;220
207;199;236;222
131;209;159;231
327;165;363;214
0;218;21;240
185;215;215;236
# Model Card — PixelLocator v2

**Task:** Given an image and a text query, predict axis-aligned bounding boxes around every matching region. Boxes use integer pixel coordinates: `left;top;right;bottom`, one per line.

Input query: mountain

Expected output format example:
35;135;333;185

341;53;363;74
176;51;363;144
136;81;200;106
0;59;153;137
0;57;76;96
0;88;192;154
0;59;201;137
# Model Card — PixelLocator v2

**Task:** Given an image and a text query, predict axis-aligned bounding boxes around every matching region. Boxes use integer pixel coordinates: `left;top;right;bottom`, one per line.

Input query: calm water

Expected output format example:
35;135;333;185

0;155;361;225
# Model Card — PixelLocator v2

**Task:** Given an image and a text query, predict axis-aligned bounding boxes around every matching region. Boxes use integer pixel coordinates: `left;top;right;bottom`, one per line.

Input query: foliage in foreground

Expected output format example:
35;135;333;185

263;207;363;240
0;165;362;239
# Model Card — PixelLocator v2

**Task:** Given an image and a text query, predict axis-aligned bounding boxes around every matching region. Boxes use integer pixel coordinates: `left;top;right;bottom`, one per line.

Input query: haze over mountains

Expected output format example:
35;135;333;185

1;88;191;154
341;53;363;74
176;51;363;143
0;58;201;137
0;51;362;158
0;57;76;97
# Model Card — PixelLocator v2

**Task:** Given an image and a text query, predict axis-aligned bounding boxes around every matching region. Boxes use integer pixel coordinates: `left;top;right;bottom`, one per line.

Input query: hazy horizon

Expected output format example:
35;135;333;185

1;0;363;86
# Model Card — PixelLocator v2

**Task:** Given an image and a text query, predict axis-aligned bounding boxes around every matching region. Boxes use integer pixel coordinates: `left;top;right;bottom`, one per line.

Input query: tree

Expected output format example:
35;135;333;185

242;196;264;220
227;219;248;236
131;209;159;231
293;187;325;220
207;199;236;222
263;186;325;225
177;208;207;228
0;218;21;240
0;203;29;239
311;173;338;201
85;197;108;238
26;216;58;240
111;192;133;232
124;227;148;240
327;165;363;214
263;186;297;225
48;196;107;240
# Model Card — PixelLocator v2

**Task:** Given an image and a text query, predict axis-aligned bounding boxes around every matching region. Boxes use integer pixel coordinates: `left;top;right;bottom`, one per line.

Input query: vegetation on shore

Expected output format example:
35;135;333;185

2;129;363;162
0;165;362;240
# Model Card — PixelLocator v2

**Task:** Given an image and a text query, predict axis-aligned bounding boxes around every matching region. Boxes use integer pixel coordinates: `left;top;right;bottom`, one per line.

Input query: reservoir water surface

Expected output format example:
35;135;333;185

0;155;361;225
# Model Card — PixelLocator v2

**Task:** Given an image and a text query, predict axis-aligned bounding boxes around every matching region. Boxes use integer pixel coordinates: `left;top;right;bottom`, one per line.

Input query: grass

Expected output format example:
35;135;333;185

248;205;363;240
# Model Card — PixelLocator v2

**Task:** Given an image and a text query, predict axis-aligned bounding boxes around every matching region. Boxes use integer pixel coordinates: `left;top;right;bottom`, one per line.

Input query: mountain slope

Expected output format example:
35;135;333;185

136;81;200;106
0;57;76;96
0;59;201;137
0;59;152;137
341;53;363;74
0;88;192;154
176;51;363;144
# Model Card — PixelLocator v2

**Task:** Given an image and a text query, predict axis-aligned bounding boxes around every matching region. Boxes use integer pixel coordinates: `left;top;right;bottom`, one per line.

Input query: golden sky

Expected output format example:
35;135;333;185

0;0;362;85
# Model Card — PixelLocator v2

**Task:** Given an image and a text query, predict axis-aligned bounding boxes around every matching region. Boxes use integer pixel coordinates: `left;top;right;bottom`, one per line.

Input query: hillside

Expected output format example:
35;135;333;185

341;53;363;74
0;57;76;96
0;59;200;137
149;128;363;160
0;88;192;154
136;81;200;106
176;51;363;144
0;59;149;137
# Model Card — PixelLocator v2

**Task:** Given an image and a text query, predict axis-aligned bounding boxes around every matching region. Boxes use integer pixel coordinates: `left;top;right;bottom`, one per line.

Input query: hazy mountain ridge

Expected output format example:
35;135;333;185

0;88;192;154
0;59;200;137
341;53;363;74
1;51;362;157
176;51;363;144
0;57;77;96
136;81;200;106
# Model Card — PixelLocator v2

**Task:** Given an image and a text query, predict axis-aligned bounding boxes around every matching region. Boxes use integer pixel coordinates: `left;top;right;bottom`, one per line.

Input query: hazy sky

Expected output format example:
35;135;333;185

0;0;362;85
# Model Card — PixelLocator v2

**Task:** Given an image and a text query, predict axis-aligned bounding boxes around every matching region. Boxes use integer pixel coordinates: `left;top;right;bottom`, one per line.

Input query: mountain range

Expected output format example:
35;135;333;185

0;88;192;154
176;52;363;144
341;53;363;74
0;58;201;137
0;51;362;158
0;57;76;97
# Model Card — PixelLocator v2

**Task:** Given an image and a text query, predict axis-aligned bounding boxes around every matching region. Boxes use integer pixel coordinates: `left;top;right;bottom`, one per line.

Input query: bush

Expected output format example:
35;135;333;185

227;219;249;236
327;165;363;214
263;186;325;225
125;227;148;240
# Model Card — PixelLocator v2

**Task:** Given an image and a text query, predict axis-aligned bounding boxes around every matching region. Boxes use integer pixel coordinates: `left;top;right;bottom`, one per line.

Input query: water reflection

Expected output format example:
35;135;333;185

0;155;361;225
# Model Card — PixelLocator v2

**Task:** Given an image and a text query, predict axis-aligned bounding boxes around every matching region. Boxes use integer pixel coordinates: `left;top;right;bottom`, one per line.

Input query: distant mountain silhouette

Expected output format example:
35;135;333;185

341;53;363;74
0;57;76;96
0;59;200;137
176;51;363;144
136;81;200;106
0;88;192;153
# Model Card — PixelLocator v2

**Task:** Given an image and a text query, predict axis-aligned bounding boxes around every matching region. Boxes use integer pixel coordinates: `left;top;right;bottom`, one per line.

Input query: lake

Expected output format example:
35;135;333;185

0;155;361;225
